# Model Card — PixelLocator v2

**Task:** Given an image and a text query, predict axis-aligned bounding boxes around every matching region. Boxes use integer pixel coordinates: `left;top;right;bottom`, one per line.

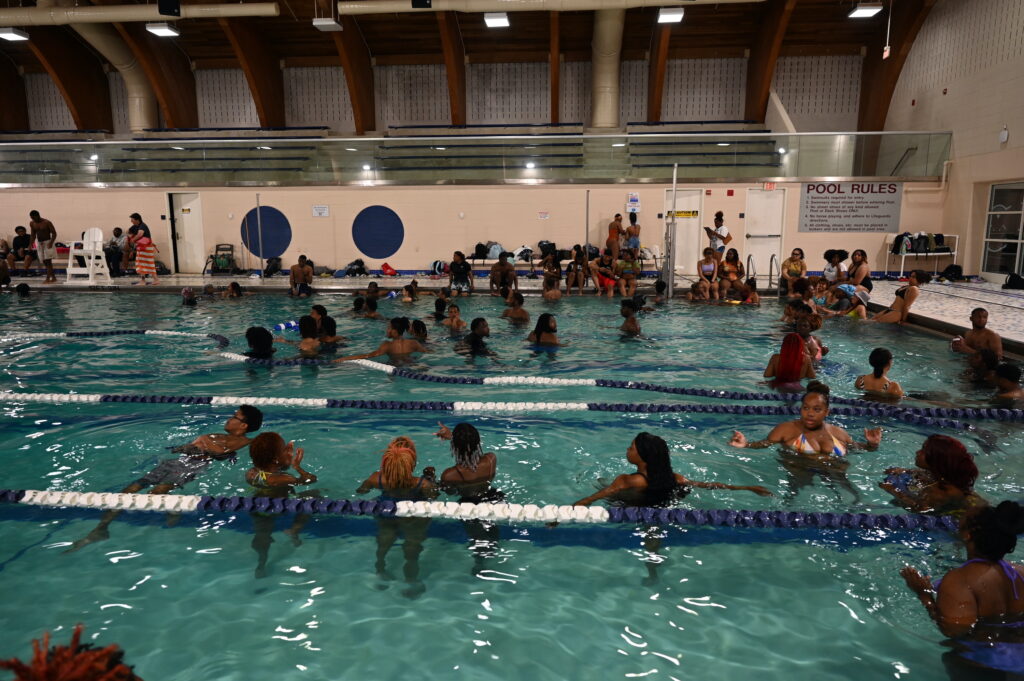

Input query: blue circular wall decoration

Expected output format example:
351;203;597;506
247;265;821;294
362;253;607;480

240;206;291;259
352;205;404;259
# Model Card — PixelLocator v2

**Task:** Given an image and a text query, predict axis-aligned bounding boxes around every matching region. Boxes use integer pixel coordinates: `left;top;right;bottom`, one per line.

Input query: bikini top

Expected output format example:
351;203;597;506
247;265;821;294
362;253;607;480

375;473;430;502
934;559;1024;600
700;261;715;274
855;375;892;392
789;431;847;457
896;286;909;299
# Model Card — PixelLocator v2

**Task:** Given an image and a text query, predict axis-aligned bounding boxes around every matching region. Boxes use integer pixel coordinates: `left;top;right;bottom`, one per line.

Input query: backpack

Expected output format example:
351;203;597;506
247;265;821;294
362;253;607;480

538;240;556;257
381;262;397;276
1004;273;1024;290
557;249;573;261
910;234;929;253
473;243;488;259
939;264;963;281
513;246;533;262
344;259;367;277
586;244;600;260
486;243;505;260
430;260;449;276
892;232;911;255
263;257;282;277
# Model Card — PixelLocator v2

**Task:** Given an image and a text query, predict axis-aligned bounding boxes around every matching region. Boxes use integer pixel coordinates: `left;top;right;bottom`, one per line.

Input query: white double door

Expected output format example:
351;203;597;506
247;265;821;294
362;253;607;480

743;188;785;281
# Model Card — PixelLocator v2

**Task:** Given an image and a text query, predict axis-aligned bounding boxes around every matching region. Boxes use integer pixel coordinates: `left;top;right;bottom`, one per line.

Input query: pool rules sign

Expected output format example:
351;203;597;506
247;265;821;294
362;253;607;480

798;182;903;232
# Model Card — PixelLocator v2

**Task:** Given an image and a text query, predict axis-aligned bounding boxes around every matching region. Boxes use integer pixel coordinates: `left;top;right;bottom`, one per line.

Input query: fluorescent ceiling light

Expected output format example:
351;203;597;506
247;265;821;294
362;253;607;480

362;164;371;170
525;162;536;169
0;27;29;41
848;2;883;18
435;146;446;150
657;7;684;23
612;143;626;147
89;154;98;161
345;147;357;151
312;17;343;31
145;22;179;37
484;12;509;28
256;146;272;150
778;147;787;153
171;146;185;150
717;143;730;147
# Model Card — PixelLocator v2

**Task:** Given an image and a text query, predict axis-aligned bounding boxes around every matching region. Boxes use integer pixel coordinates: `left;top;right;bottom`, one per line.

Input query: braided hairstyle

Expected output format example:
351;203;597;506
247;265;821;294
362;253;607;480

451;423;484;471
380;436;417;489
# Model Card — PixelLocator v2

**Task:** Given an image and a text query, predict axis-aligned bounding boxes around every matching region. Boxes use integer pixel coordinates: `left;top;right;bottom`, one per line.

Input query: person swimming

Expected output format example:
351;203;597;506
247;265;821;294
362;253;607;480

333;317;427;364
880;434;985;516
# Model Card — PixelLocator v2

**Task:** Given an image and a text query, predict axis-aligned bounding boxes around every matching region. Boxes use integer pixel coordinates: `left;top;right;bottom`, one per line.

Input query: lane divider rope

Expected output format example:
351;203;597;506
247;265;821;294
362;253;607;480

1;329;230;349
0;488;959;533
0;390;984;429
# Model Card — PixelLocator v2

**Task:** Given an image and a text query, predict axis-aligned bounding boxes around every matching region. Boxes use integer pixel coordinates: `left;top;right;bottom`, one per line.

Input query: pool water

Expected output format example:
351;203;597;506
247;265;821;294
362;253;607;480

0;291;1019;680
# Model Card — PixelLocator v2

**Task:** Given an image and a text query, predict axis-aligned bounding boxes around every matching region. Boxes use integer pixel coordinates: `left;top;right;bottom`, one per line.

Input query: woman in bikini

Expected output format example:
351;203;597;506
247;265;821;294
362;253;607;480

880;434;984;515
696;247;719;300
435;422;503;573
899;501;1024;678
717;248;745;299
356;436;437;597
616;250;640;298
849;249;873;293
855;347;904;399
729;381;882;501
763;333;815;390
873;269;931;324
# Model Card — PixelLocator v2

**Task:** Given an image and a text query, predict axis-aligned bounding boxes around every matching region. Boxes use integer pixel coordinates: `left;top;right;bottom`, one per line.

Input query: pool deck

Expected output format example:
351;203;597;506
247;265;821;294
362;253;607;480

12;272;1024;355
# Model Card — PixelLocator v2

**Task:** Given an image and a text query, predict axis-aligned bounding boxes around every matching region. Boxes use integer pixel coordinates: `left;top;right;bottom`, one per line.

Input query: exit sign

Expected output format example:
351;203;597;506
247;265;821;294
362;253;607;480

763;182;776;191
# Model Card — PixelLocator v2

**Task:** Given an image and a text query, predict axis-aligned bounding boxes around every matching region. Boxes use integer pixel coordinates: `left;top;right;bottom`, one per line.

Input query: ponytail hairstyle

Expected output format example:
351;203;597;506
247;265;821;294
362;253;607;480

451;423;484;471
532;313;555;340
776;333;806;383
869;347;893;378
633;432;681;504
380;436;417;489
965;501;1024;562
921;435;977;493
803;381;830;407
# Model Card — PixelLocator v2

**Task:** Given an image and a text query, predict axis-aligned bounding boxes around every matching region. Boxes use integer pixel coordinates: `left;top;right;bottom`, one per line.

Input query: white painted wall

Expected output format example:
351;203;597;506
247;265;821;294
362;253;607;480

196;69;259;128
661;58;745;122
468;62;549;125
283;66;355;134
772;56;861;132
374;64;450;129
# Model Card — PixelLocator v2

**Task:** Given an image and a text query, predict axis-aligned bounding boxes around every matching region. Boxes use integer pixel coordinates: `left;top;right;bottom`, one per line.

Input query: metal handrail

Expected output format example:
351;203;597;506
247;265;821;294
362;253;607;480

746;253;757;280
769;253;781;296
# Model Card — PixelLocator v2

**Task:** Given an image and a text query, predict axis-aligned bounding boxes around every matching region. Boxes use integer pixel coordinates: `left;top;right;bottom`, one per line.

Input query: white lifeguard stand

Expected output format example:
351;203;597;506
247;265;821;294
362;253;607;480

65;228;112;284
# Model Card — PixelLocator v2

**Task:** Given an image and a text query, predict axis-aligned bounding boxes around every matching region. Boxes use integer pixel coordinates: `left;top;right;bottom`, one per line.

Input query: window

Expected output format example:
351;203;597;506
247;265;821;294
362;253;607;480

982;181;1024;275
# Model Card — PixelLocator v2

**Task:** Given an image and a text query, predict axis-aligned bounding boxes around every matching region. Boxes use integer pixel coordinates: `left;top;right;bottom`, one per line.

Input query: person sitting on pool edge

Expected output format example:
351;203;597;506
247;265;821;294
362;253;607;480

65;405;264;552
333;317;427;365
880;434;985;516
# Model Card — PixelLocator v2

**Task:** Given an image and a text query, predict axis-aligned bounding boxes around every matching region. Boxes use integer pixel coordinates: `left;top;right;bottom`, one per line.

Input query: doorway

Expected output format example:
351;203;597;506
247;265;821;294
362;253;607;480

167;193;205;274
744;188;786;282
663;188;703;275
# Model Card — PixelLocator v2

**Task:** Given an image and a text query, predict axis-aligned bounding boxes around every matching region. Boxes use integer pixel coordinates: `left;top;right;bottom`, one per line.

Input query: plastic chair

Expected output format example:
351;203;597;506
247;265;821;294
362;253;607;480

65;227;111;284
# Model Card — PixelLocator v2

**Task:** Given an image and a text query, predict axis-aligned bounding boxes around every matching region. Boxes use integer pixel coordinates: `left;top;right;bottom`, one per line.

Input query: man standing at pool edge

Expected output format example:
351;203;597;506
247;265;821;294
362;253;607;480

28;210;57;283
64;405;264;552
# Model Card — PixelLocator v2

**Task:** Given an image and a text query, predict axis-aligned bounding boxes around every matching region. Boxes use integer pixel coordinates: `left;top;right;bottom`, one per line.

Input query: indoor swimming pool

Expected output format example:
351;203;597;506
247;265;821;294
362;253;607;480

1;291;1020;680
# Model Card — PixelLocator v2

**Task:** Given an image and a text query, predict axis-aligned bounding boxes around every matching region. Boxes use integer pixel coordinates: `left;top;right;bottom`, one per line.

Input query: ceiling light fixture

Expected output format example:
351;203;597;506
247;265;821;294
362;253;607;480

312;17;343;31
145;22;179;37
717;143;730;147
171;146;185;150
612;143;626;147
657;7;684;23
778;147;787;154
435;146;446;150
362;164;371;170
257;146;272;150
89;154;98;161
0;27;29;41
345;147;357;152
848;2;883;18
525;162;536;169
484;12;509;28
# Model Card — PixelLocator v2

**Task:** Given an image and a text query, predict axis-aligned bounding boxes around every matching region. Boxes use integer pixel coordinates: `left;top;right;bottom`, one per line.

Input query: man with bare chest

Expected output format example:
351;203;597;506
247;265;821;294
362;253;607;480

952;308;1003;360
28;210;57;283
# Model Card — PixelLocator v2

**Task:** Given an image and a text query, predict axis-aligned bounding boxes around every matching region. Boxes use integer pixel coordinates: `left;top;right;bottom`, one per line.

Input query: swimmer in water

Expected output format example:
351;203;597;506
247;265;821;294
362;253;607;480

363;298;381;320
879;434;984;516
620;299;641;336
274;315;321;357
410;319;428;343
442;303;467;333
333;317;427;364
527;312;560;346
855;347;904;399
501;291;530;324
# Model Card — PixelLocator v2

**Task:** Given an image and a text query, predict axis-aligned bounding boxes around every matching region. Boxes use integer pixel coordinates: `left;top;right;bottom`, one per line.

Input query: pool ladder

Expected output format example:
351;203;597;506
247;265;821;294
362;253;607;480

768;253;781;296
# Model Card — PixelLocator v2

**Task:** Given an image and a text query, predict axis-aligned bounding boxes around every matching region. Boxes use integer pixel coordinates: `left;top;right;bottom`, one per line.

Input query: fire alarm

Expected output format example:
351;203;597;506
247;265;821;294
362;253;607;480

943;88;947;95
727;189;734;197
705;189;712;195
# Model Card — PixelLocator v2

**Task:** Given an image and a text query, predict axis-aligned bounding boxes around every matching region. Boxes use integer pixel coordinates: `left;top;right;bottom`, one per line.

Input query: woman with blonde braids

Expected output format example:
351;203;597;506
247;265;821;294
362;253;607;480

357;436;437;597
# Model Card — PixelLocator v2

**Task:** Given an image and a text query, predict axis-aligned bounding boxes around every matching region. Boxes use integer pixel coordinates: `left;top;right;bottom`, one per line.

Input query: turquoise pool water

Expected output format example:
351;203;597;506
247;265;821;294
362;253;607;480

0;292;1019;679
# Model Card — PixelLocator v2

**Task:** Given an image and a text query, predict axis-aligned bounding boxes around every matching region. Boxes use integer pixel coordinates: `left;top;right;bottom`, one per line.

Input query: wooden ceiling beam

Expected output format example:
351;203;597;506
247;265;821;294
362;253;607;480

549;11;560;124
332;16;376;135
218;18;285;127
26;27;112;131
0;58;29;130
858;0;936;131
436;11;466;126
744;0;796;122
115;23;198;128
646;24;671;123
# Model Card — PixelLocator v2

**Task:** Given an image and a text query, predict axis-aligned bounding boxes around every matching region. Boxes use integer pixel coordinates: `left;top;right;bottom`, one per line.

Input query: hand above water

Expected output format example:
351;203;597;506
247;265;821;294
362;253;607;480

900;566;933;596
728;431;747;448
434;422;452;441
864;427;883;447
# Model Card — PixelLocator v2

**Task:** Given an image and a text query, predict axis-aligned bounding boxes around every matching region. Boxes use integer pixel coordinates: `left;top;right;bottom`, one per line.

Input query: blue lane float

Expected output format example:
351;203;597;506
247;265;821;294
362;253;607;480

0;487;959;536
0;329;230;349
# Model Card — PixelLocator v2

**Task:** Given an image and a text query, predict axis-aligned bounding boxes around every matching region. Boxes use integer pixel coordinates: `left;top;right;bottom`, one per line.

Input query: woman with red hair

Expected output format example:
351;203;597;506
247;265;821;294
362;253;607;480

880;434;986;515
763;333;815;390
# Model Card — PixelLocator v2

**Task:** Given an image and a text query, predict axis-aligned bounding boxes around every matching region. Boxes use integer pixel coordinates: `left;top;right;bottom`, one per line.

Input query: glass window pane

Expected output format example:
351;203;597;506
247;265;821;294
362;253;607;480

990;183;1024;211
986;213;1023;240
983;241;1019;273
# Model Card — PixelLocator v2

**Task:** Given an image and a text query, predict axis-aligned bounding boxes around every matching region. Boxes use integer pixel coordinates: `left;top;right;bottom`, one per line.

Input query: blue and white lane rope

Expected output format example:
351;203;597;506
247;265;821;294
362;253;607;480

0;390;981;429
222;356;1022;423
0;329;230;348
0;488;959;533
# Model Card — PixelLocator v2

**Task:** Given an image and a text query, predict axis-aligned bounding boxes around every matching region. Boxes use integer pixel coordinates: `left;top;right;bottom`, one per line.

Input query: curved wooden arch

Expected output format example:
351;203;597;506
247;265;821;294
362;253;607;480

26;27;112;131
